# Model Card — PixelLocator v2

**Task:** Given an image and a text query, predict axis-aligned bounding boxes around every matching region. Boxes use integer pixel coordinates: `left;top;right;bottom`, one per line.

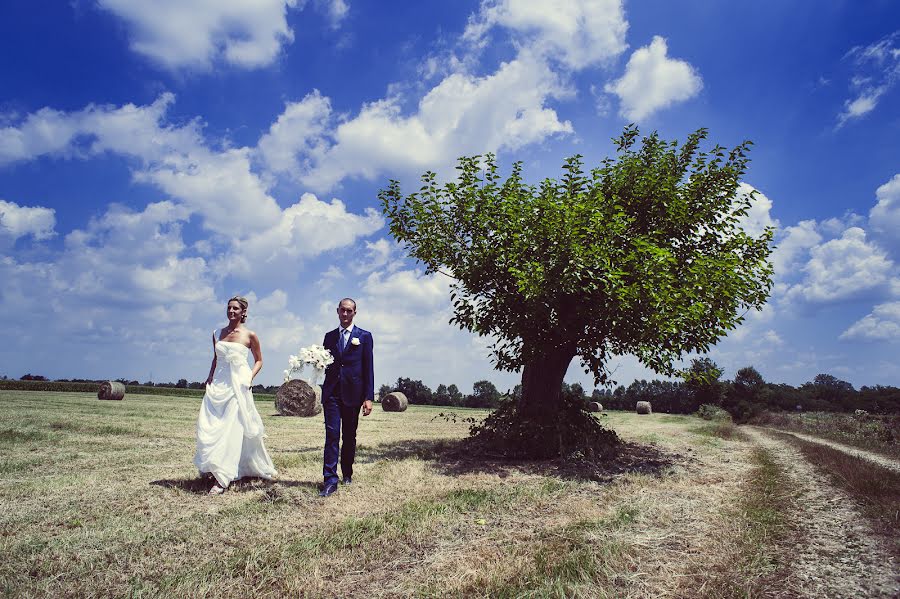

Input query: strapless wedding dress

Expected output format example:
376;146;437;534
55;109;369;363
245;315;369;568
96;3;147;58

194;338;278;487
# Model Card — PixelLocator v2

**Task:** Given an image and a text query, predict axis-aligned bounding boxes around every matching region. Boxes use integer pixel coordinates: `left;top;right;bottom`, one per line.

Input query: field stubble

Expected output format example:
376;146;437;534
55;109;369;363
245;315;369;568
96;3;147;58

0;392;818;597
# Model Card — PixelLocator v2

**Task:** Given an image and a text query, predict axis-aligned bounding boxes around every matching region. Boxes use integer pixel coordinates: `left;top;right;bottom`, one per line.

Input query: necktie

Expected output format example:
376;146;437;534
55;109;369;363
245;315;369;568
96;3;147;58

340;329;348;353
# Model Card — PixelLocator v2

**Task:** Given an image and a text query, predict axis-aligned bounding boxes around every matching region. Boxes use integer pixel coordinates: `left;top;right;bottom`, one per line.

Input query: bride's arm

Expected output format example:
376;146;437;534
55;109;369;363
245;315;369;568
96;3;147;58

205;331;217;385
249;331;263;382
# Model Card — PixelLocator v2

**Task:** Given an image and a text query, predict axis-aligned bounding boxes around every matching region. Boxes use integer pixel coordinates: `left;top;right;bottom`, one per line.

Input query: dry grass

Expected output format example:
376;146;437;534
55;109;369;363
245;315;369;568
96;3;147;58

0;392;798;597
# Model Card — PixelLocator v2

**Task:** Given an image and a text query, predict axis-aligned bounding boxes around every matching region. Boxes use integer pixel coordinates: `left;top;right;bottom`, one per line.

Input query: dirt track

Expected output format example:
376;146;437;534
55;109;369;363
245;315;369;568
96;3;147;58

746;427;900;598
762;428;900;474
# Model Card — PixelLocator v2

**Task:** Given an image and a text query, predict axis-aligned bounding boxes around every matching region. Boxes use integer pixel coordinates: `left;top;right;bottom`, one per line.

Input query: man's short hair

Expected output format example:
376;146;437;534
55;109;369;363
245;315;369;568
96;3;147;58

338;297;357;310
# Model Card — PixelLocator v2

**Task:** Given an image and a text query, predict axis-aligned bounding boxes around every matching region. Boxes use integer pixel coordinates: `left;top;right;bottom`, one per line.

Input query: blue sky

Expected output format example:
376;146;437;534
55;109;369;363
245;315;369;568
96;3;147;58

1;0;899;392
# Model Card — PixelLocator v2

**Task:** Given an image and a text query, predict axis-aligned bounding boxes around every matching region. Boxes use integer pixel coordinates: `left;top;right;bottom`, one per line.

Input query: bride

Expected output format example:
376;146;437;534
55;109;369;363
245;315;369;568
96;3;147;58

194;296;278;495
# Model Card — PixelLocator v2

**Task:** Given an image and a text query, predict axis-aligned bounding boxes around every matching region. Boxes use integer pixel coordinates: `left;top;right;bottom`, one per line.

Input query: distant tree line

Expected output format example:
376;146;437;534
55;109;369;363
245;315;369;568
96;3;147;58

24;374;282;394
376;359;900;423
598;359;900;422
12;361;900;421
378;377;504;409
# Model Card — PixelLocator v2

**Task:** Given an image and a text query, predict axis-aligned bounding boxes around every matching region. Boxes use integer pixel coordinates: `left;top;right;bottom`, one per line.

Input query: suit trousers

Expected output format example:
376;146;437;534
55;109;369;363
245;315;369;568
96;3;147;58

322;394;360;485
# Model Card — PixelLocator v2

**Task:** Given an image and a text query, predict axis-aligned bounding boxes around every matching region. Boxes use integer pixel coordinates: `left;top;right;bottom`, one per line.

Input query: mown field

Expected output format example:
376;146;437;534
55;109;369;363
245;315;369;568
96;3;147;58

0;391;842;597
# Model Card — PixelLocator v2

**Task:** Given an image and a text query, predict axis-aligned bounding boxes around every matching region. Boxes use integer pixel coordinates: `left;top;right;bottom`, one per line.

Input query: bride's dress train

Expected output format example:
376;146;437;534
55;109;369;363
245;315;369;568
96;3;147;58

194;338;278;487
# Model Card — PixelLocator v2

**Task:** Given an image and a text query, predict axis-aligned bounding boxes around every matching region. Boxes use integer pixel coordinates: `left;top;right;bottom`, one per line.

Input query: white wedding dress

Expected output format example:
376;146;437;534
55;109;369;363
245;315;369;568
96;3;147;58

194;337;278;487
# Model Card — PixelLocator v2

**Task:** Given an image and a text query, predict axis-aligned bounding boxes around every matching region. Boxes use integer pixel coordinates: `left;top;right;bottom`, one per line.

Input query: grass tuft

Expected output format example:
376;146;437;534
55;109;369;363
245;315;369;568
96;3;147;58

0;428;48;444
691;420;749;441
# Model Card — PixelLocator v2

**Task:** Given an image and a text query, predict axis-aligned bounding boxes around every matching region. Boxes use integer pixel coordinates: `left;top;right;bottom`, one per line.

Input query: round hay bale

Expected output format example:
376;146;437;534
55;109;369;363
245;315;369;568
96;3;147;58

97;381;125;400
381;391;408;412
587;401;603;412
275;379;322;417
636;400;652;415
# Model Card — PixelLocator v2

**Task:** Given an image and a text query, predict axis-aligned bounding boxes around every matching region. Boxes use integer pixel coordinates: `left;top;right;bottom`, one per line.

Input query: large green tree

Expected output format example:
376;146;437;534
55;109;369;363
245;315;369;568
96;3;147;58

380;126;774;424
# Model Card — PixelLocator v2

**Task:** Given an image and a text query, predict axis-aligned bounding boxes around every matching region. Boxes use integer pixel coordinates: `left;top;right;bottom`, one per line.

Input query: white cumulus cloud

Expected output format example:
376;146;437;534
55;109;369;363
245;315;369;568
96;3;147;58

605;36;703;121
0;200;56;242
291;51;573;190
463;0;628;69
770;220;822;280
214;193;384;279
256;0;638;191
736;183;779;238
869;173;900;242
841;301;900;341
257;91;333;177
0;95;283;236
96;0;301;70
216;192;383;279
785;227;894;303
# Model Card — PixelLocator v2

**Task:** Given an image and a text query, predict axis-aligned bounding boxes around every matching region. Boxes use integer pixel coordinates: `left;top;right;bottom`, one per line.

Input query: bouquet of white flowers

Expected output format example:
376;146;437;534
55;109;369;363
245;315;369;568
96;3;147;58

283;344;334;386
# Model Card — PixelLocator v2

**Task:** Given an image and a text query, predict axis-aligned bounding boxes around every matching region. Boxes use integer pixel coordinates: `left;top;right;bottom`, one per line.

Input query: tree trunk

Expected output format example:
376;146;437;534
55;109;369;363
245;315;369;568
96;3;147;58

517;342;577;422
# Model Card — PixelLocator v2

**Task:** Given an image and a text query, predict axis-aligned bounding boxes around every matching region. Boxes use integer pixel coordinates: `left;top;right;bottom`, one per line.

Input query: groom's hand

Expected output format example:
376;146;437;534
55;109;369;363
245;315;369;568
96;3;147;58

362;400;373;416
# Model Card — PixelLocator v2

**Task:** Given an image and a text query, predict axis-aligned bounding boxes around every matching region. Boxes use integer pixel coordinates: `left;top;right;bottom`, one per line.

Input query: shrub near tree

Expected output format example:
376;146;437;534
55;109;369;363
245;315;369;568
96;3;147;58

466;380;502;408
803;374;856;411
684;358;725;407
723;366;768;422
381;126;774;456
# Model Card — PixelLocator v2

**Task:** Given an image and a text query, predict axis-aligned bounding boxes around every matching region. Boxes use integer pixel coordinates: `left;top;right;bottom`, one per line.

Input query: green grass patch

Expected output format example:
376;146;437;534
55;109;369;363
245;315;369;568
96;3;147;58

0;428;49;444
270;452;319;470
293;485;522;556
693;446;794;597
690;420;748;442
0;458;40;475
48;421;137;436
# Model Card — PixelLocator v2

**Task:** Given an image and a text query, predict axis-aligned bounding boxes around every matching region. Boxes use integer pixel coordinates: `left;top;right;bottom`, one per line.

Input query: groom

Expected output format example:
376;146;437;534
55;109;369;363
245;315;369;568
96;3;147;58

319;297;374;497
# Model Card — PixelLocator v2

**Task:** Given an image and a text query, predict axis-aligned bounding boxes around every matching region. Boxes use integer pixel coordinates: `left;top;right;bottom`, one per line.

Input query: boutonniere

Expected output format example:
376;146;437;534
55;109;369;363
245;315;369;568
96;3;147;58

350;337;361;346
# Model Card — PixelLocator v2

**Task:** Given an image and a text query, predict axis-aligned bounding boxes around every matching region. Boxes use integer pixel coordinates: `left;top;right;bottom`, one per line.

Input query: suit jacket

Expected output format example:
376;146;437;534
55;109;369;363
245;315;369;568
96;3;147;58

321;325;374;407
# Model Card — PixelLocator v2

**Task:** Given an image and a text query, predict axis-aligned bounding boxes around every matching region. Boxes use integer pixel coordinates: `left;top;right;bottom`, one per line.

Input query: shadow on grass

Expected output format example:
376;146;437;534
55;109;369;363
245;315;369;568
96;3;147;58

150;476;215;494
357;438;679;482
150;475;320;494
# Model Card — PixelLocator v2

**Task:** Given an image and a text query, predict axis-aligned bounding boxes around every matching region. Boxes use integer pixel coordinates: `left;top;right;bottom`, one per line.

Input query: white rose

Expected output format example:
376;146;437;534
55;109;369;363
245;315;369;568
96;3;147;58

351;337;361;346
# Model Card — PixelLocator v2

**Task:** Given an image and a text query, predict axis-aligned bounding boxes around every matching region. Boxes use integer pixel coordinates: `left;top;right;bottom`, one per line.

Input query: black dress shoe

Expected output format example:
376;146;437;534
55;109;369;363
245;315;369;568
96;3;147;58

342;475;352;485
318;483;338;497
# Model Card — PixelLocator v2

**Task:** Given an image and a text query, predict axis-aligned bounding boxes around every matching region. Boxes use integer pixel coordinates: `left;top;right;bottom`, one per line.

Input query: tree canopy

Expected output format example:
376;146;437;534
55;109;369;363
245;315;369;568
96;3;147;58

380;126;774;425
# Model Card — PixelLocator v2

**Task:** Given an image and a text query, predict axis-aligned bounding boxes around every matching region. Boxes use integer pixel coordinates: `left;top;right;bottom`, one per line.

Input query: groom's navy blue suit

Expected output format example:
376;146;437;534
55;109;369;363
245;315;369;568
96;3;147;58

321;325;374;487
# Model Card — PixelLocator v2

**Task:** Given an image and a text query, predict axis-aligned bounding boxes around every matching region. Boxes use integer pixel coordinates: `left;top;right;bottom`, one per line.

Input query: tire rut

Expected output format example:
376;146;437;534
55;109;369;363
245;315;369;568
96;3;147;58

765;428;900;474
745;427;900;598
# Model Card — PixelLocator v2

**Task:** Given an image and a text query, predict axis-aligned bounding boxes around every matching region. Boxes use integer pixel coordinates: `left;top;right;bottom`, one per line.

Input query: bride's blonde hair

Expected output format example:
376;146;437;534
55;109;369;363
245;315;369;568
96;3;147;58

228;296;249;323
